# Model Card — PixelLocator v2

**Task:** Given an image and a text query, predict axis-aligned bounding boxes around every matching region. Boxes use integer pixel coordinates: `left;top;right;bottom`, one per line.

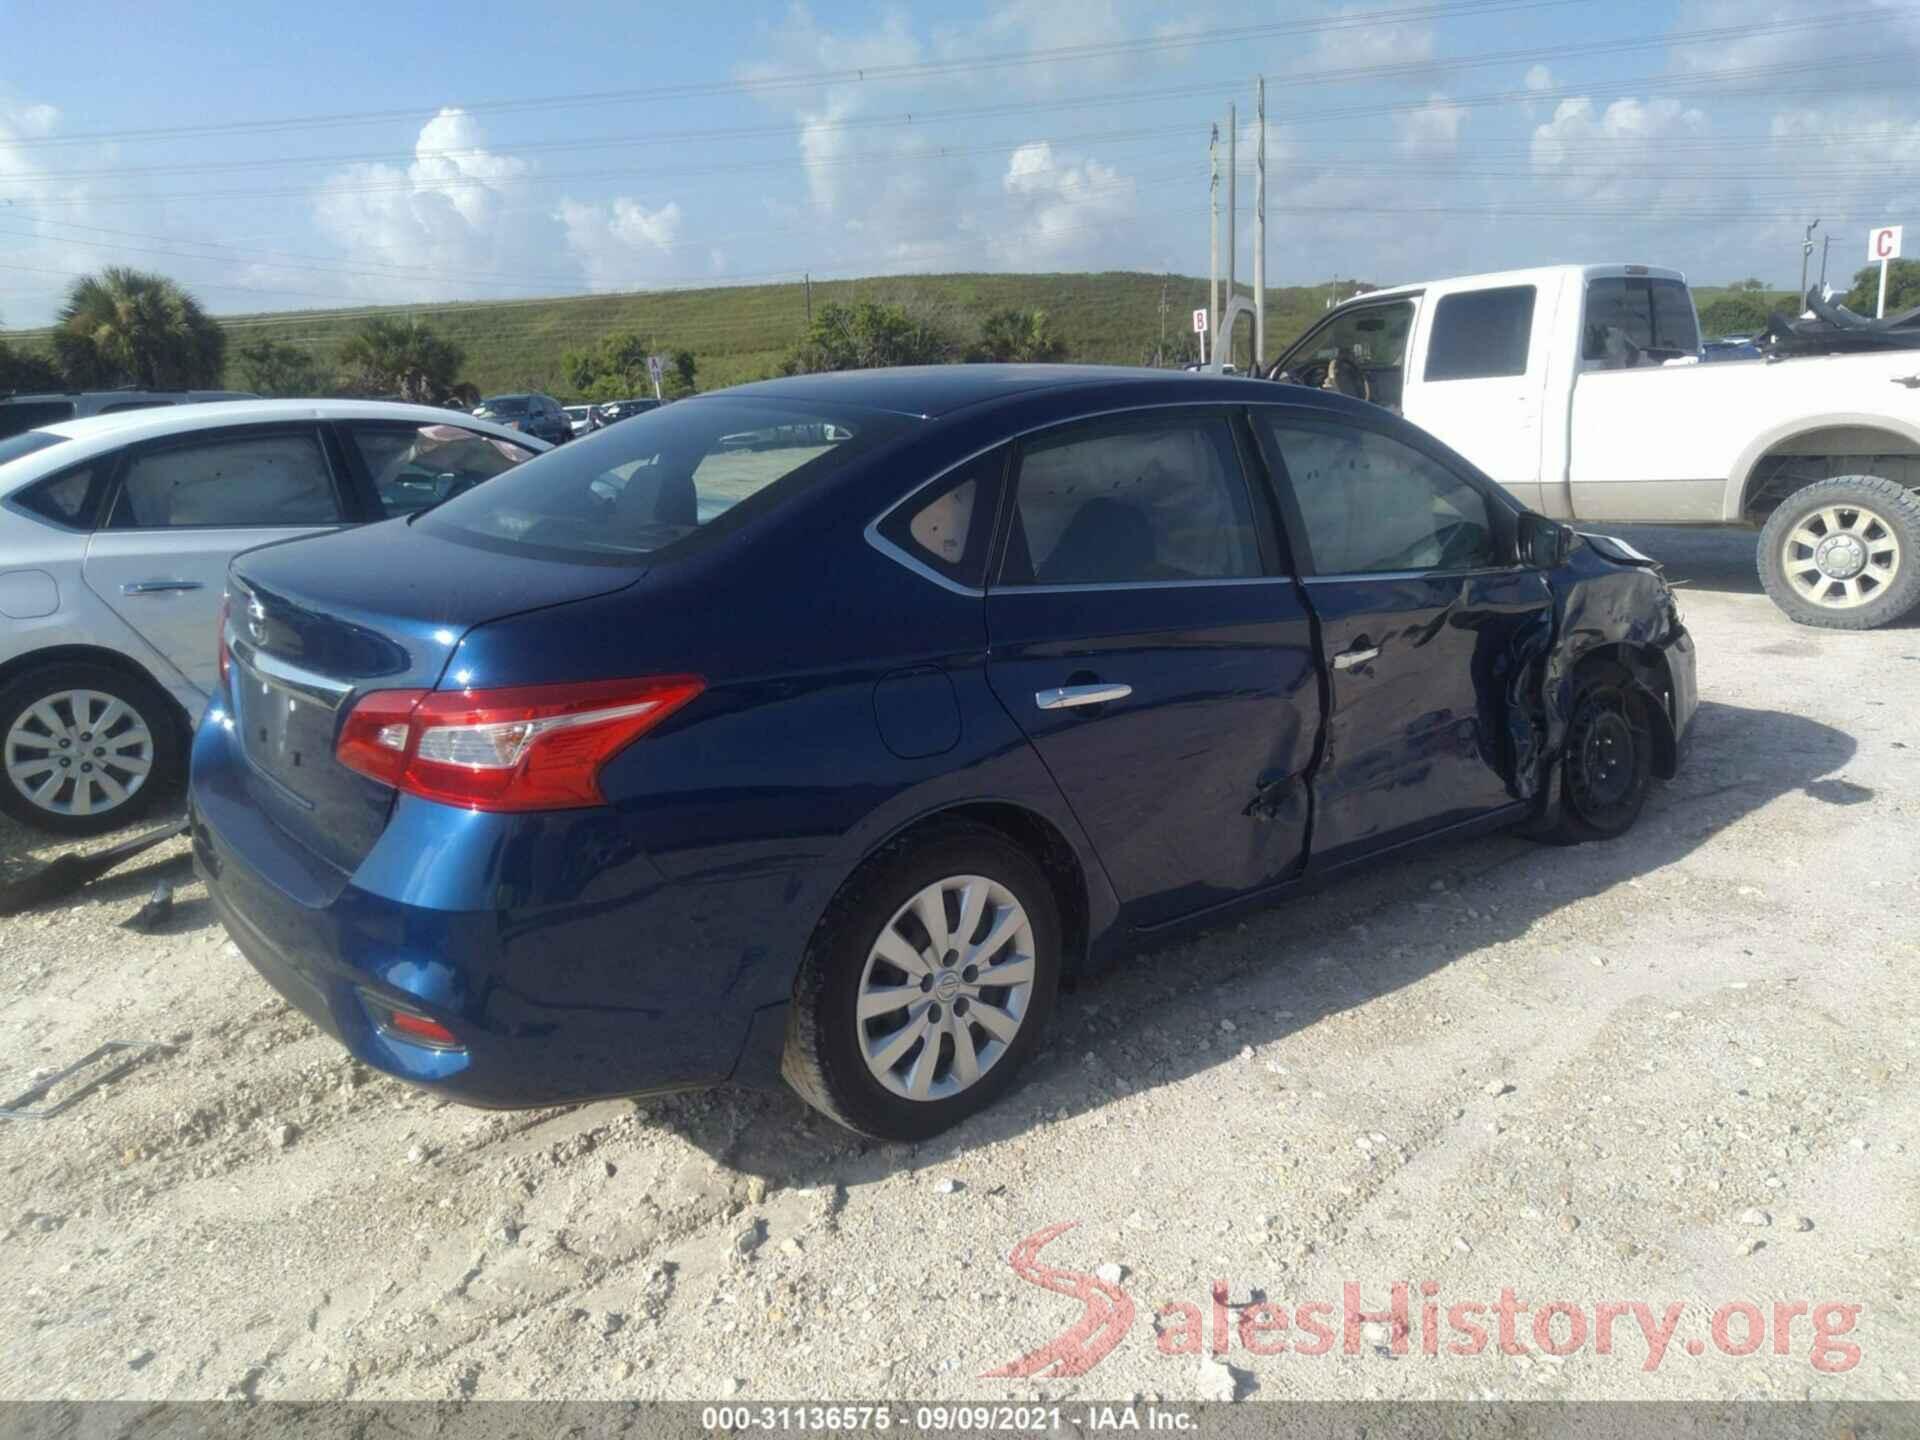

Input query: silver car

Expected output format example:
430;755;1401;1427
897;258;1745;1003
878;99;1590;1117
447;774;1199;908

0;400;547;834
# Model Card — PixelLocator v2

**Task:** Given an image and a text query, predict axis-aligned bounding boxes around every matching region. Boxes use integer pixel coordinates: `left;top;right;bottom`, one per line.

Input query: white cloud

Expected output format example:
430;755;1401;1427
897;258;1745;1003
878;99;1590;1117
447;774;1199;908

306;108;686;301
1531;96;1710;205
1670;0;1920;86
1398;95;1466;157
991;141;1136;268
1524;63;1553;92
1309;3;1435;69
559;198;685;292
309;108;542;302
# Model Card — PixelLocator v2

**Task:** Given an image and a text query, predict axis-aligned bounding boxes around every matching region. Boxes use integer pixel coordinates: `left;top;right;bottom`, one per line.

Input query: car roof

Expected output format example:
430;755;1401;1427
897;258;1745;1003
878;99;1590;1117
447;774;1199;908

2;399;547;494
715;364;1283;419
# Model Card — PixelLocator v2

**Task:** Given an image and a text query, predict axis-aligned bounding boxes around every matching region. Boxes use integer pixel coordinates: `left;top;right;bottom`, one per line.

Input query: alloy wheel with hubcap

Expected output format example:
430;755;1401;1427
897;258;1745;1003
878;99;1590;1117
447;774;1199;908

5;688;154;821
1758;474;1920;630
857;874;1036;1103
1779;504;1900;612
782;823;1061;1140
0;663;179;835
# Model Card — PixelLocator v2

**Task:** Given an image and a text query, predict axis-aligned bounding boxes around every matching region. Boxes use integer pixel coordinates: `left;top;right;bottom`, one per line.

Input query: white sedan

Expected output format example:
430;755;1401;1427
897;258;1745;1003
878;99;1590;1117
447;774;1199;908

0;400;547;834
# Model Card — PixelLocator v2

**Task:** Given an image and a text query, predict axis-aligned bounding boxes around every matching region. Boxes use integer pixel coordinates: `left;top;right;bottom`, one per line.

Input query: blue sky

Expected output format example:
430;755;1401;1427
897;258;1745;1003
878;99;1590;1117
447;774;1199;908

3;0;1918;329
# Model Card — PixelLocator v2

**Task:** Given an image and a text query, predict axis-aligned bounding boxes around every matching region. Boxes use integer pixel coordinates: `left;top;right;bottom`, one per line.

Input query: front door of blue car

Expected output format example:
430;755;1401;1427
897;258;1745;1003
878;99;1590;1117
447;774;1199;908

984;409;1321;928
1250;409;1555;870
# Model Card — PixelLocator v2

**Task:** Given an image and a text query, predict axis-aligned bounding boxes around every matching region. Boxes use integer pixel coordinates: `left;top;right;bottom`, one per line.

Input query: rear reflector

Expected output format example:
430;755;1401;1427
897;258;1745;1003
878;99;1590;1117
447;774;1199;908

337;675;704;812
366;998;463;1050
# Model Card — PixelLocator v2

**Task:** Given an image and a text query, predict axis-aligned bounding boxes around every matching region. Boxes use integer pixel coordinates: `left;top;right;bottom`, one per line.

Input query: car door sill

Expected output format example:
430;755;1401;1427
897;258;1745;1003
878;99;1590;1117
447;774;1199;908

1129;801;1533;939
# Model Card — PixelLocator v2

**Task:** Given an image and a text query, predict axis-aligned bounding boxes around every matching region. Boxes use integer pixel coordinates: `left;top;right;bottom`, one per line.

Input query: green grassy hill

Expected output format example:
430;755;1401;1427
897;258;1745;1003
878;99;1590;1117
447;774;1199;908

202;271;1350;398
10;271;1791;399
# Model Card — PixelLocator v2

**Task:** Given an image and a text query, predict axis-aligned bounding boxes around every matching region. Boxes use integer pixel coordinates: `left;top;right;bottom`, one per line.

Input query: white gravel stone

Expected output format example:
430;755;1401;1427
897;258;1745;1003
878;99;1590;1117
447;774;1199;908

1195;1355;1240;1403
1739;1207;1771;1227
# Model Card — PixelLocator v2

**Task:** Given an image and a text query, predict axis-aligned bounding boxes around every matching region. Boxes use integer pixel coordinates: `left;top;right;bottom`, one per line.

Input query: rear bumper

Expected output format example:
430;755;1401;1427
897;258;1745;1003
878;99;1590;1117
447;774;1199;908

189;717;788;1108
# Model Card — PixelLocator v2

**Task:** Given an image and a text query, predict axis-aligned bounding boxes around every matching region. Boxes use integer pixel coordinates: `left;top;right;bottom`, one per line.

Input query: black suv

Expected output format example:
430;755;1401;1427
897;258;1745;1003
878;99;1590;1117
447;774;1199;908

473;393;571;445
0;389;257;441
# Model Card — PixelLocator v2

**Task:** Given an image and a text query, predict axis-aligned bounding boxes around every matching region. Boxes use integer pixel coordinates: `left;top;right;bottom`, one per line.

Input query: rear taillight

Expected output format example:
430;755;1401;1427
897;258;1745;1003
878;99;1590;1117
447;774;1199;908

336;676;704;812
217;593;232;689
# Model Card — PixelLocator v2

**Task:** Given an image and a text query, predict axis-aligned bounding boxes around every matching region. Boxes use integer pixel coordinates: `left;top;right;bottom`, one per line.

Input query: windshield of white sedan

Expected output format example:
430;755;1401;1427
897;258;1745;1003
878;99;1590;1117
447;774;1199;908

422;398;904;560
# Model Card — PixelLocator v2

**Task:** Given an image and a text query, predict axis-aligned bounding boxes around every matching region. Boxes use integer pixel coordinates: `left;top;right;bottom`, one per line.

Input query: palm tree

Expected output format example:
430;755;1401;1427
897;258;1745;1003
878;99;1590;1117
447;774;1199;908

52;268;227;389
968;308;1069;364
336;318;466;404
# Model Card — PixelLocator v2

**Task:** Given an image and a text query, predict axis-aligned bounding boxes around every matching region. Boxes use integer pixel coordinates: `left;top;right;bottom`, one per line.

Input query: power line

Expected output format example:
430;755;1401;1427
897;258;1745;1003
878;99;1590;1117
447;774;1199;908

9;4;1886;184
0;0;1595;151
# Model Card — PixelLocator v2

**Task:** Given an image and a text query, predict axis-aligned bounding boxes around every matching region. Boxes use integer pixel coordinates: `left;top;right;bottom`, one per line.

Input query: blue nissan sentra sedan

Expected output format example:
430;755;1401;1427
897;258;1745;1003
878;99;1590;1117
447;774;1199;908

191;366;1695;1140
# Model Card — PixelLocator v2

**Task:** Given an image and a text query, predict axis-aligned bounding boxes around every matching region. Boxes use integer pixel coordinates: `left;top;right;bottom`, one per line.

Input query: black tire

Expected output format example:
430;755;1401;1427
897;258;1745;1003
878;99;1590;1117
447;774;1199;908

0;662;181;836
1757;474;1920;630
782;823;1061;1141
1538;661;1654;845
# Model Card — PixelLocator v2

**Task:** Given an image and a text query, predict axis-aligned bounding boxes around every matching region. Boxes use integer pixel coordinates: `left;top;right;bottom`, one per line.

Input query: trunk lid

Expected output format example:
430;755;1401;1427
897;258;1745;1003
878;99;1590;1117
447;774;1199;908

224;518;641;873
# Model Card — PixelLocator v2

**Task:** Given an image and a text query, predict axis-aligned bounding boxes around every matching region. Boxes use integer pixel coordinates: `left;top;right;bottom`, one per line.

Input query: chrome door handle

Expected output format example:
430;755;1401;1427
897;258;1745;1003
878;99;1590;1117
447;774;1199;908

122;580;205;595
1035;683;1132;710
1332;646;1380;671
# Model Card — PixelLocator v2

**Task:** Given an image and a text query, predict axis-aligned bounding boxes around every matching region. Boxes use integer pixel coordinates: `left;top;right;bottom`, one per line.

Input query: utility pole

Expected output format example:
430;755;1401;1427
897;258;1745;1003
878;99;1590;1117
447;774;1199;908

1157;274;1169;367
1819;234;1832;291
1800;219;1821;303
1254;76;1266;370
804;272;813;326
1208;123;1219;362
1226;102;1237;368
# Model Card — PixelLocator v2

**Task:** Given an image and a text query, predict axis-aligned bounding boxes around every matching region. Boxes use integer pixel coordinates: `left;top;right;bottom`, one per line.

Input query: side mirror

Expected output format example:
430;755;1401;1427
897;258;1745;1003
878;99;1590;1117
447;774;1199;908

1519;512;1572;568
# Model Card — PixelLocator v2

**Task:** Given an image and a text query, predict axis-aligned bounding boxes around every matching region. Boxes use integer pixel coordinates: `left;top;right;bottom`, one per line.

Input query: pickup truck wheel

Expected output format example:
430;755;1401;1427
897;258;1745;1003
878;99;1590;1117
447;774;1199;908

1758;475;1920;630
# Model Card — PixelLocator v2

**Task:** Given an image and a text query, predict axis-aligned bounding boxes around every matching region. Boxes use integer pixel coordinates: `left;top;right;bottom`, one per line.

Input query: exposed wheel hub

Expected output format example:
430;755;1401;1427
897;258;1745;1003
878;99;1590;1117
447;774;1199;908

1815;533;1867;579
1570;696;1638;815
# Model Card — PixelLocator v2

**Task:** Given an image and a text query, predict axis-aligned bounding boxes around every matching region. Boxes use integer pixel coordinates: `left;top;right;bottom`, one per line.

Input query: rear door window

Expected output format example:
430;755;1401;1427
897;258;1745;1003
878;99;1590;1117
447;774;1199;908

1583;277;1701;368
998;416;1262;586
1424;286;1537;381
422;398;906;562
344;421;535;517
111;429;343;528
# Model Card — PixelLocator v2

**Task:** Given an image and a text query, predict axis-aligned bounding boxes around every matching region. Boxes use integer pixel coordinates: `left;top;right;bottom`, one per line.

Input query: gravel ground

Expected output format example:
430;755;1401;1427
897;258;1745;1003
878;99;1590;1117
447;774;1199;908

1;525;1915;1404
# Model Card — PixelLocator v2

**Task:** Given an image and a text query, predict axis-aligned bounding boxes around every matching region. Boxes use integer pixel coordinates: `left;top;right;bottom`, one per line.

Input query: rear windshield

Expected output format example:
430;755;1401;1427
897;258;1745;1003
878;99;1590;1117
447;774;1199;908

422;397;905;562
0;430;68;468
0;401;76;440
475;396;529;416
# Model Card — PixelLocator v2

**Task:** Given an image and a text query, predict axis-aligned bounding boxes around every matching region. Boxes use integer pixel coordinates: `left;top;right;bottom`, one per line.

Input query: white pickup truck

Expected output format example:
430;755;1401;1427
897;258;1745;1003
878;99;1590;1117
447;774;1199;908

1260;263;1920;629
